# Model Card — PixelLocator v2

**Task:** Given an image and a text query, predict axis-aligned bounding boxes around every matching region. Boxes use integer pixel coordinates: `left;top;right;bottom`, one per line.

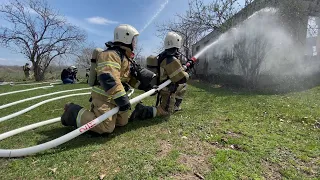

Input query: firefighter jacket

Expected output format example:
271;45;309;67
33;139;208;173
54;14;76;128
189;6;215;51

159;54;189;85
92;46;139;105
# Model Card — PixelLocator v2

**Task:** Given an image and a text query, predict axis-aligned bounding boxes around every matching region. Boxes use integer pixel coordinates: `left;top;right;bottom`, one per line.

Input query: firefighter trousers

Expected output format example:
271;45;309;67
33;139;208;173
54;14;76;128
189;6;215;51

156;88;177;116
76;93;129;134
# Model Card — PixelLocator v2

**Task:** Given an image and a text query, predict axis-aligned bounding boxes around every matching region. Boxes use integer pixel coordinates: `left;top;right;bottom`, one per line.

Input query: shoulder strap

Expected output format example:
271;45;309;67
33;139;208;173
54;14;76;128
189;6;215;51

106;46;125;62
155;53;168;107
156;53;167;84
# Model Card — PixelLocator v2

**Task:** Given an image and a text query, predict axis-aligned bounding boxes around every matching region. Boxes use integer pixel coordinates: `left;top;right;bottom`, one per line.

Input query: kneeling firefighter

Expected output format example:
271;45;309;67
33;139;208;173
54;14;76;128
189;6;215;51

129;31;195;121
60;24;156;134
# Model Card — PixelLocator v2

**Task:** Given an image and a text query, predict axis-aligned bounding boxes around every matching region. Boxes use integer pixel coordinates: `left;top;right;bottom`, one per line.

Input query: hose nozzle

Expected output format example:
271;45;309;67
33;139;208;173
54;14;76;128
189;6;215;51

186;57;197;69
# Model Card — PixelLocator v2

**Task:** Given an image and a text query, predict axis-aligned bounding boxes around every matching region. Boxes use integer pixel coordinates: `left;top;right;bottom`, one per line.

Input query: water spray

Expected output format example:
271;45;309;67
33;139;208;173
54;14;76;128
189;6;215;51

193;7;279;60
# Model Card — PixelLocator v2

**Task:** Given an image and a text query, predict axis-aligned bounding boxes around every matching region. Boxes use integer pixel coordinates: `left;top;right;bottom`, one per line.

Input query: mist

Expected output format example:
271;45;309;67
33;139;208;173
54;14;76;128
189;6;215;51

197;7;319;79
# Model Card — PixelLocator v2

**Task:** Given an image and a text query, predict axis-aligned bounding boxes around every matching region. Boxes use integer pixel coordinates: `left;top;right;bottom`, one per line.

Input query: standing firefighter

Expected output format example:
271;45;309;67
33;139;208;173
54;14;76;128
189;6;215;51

60;24;156;134
129;32;191;120
22;63;31;81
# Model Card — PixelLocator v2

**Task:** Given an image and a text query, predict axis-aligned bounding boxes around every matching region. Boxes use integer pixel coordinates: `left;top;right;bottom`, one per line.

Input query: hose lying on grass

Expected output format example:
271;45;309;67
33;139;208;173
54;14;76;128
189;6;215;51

0;80;38;86
11;82;52;86
0;87;91;110
0;89;135;141
6;80;62;86
0;80;171;157
0;92;91;123
0;82;62;97
0;118;60;141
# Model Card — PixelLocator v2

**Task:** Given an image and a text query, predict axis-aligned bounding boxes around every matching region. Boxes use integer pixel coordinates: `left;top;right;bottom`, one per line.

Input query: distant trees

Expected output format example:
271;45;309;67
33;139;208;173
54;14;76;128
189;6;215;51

156;0;249;73
75;42;97;69
0;0;86;81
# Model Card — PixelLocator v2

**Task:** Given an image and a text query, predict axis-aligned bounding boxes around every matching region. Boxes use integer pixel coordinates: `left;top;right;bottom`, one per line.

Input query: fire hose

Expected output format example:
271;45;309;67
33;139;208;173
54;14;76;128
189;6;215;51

0;82;62;97
0;89;135;141
0;92;91;123
0;80;170;157
0;57;197;157
0;87;91;110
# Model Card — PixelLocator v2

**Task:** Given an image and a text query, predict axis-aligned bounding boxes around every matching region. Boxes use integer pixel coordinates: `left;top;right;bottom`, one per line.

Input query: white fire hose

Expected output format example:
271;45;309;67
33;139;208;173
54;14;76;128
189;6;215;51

0;118;61;141
11;82;51;86
0;87;91;110
0;82;62;97
0;80;171;157
0;92;91;123
0;89;135;141
0;80;38;86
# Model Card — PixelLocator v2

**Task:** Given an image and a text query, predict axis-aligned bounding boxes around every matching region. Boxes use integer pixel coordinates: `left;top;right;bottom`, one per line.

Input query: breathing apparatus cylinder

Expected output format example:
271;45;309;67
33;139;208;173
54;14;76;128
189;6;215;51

130;61;157;91
88;48;103;87
137;67;157;91
146;55;158;87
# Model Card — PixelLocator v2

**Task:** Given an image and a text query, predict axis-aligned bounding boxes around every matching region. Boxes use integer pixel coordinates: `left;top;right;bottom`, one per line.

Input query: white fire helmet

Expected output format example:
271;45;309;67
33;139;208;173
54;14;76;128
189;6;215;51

114;24;139;48
164;31;182;50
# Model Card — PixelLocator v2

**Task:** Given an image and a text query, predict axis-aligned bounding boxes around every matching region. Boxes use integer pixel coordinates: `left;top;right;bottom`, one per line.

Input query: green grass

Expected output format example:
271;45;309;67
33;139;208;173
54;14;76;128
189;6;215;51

0;80;319;179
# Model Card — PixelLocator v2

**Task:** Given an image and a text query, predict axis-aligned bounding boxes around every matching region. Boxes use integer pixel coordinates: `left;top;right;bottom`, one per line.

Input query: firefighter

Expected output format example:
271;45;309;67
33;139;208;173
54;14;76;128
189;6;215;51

70;66;79;82
60;24;156;134
22;63;31;81
129;32;191;121
174;83;187;111
61;66;75;84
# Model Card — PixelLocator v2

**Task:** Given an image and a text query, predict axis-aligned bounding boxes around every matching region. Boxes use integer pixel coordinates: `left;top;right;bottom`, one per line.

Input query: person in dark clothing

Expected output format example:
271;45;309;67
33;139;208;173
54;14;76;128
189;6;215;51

61;67;74;84
70;66;79;82
22;63;31;81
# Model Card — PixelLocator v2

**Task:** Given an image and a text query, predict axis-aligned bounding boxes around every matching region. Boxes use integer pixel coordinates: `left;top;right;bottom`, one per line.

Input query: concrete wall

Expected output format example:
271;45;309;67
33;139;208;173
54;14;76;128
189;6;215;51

317;17;320;54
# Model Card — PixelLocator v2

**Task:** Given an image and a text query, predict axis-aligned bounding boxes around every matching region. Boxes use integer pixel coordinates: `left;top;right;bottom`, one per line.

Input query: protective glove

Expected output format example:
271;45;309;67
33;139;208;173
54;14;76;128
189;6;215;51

114;94;131;112
119;103;131;112
185;57;197;71
186;60;194;70
150;85;159;96
168;83;178;93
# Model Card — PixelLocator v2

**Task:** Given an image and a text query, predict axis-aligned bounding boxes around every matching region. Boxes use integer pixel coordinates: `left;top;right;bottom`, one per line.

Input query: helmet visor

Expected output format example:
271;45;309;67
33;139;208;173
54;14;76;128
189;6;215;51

132;35;138;50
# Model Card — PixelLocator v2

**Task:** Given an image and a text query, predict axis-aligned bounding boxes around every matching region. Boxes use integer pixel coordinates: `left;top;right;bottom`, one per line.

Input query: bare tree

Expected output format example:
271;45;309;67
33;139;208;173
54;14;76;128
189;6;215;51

75;47;94;69
156;18;205;59
244;0;254;6
179;0;243;34
233;35;270;88
133;45;146;67
134;45;143;59
0;0;86;81
74;42;98;69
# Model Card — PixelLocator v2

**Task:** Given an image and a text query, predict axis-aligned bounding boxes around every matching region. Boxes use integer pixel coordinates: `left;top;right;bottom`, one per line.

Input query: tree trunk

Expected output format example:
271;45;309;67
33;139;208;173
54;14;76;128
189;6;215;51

33;63;44;81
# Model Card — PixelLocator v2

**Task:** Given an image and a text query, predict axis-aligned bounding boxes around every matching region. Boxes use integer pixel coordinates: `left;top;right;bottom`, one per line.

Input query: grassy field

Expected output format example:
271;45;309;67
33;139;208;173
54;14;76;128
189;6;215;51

0;80;319;179
0;66;88;82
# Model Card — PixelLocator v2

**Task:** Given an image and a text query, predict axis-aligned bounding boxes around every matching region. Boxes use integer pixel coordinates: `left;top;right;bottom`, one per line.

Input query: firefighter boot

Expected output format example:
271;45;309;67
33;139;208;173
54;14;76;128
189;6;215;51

174;98;182;111
61;103;83;127
129;102;155;121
